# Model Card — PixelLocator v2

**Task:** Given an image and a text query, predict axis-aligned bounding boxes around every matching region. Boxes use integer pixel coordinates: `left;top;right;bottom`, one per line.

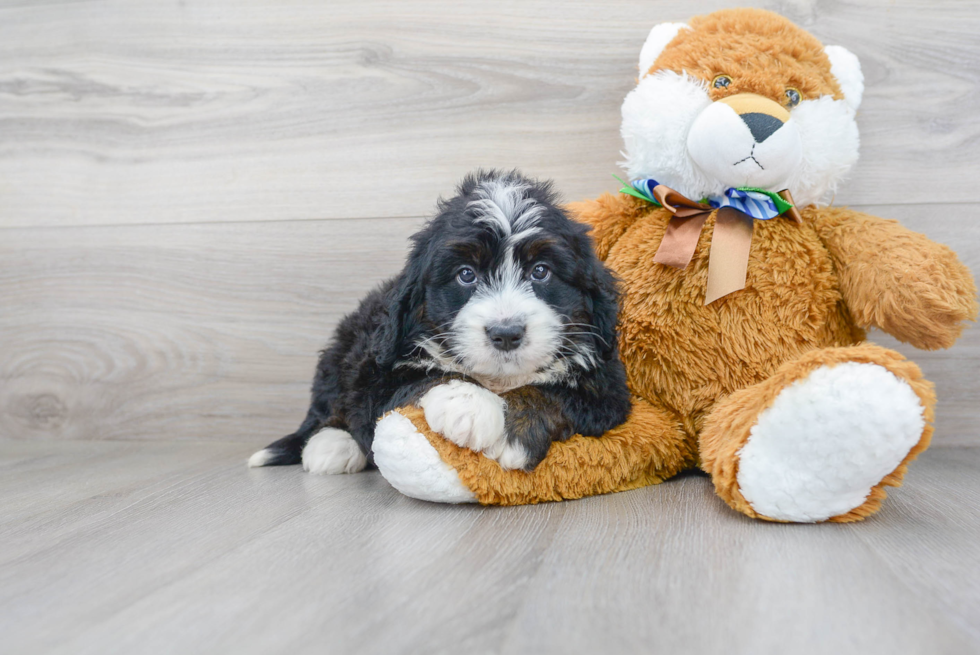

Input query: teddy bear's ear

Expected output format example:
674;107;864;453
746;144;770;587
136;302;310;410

824;45;864;112
638;23;690;77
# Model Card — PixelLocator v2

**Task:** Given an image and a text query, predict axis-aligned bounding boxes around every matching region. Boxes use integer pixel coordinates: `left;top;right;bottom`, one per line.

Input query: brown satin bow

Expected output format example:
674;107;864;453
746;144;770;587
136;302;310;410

649;185;801;305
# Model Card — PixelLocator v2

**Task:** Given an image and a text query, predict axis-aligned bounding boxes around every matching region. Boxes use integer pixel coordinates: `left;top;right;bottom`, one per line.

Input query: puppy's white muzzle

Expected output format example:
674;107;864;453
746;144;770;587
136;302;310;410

452;283;561;379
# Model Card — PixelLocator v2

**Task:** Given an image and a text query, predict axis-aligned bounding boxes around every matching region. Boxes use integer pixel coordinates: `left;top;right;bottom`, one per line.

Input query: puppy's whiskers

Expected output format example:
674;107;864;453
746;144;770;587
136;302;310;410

561;323;611;348
414;331;453;352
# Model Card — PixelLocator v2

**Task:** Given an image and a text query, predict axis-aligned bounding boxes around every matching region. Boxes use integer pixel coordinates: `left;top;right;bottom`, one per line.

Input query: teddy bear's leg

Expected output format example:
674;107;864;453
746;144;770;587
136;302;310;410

373;397;695;505
699;344;935;523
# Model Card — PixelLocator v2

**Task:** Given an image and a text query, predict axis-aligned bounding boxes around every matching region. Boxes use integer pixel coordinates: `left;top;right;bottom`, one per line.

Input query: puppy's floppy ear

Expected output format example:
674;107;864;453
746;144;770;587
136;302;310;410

375;246;426;369
587;263;621;362
565;213;621;361
572;225;621;362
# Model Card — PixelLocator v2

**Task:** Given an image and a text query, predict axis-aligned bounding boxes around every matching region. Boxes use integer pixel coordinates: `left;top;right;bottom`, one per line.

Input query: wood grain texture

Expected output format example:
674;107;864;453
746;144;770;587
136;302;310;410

1;440;978;655
1;0;980;227
0;215;425;444
0;203;976;446
0;0;977;448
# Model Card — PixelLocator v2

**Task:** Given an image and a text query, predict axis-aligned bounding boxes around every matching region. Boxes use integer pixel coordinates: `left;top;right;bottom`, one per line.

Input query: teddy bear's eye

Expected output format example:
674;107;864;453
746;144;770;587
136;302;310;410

785;88;802;108
712;75;732;89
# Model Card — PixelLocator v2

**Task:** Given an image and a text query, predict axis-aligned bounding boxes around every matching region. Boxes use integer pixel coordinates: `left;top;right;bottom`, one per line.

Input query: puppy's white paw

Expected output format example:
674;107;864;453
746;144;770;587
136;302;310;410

495;442;530;471
302;428;367;475
419;380;523;469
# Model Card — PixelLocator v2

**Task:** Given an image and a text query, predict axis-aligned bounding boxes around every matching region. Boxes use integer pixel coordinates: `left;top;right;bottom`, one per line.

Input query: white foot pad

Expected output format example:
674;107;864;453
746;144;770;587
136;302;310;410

736;362;925;522
373;411;477;503
302;428;368;475
418;380;527;470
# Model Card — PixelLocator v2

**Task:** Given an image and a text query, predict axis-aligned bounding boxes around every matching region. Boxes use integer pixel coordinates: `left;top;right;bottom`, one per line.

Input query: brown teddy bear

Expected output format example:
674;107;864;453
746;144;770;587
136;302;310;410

371;8;978;522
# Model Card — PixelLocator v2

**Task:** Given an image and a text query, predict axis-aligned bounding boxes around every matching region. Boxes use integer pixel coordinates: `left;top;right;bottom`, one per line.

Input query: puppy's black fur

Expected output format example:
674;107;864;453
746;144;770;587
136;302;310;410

255;170;632;471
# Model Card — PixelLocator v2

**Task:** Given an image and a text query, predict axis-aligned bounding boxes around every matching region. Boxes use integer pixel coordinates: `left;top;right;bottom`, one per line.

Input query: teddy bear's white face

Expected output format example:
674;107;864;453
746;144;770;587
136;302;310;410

686;90;803;190
621;23;863;207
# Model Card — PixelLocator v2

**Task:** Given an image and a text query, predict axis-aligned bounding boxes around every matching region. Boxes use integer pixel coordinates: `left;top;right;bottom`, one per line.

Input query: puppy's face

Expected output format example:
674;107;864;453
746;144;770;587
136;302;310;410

404;175;613;390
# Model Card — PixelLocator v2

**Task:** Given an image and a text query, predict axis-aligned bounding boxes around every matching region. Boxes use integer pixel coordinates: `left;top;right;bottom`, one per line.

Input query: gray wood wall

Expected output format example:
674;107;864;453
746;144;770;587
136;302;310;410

2;0;977;446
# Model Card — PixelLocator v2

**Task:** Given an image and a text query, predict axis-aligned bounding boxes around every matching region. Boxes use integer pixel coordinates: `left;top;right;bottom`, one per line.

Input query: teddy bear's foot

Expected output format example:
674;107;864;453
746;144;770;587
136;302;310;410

736;362;923;522
700;344;935;523
373;410;477;503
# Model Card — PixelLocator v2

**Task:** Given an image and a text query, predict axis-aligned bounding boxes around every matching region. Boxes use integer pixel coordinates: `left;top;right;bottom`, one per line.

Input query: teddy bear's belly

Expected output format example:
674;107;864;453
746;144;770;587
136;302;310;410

607;213;863;432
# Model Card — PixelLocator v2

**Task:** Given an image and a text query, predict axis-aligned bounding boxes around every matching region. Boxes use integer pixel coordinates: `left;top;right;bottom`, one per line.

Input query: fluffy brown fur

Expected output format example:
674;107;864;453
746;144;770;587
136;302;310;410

394;194;973;515
650;10;845;103
385;8;977;520
813;208;979;350
392;397;697;506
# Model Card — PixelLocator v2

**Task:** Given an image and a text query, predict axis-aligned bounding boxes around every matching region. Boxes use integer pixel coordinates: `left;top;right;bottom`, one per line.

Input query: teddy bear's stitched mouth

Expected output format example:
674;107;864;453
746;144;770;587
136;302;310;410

733;144;765;170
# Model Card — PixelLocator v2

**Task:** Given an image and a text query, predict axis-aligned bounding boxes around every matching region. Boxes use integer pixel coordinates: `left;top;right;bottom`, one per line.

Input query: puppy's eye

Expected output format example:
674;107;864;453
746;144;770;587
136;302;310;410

456;267;477;286
712;74;732;89
785;88;801;108
530;264;551;282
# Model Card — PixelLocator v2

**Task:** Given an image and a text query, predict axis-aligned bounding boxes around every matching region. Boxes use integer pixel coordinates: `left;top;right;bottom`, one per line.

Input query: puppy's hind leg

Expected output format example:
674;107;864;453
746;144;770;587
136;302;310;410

302;427;368;475
250;343;344;469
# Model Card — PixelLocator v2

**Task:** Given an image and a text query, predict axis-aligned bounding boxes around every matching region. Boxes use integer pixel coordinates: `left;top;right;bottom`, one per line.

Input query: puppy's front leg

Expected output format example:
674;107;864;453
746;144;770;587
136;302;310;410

418;380;528;470
497;387;573;470
419;382;569;471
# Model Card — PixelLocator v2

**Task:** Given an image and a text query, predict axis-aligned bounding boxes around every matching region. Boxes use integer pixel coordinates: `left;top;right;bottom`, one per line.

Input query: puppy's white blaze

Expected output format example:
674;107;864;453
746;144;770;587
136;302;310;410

489;243;524;290
470;178;544;237
507;226;541;247
247;448;276;468
510;203;544;232
471;198;515;236
301;428;367;475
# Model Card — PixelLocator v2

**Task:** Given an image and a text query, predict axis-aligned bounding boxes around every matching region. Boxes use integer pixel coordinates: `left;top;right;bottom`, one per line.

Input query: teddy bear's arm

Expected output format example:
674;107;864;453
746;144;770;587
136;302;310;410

566;193;649;260
812;207;978;350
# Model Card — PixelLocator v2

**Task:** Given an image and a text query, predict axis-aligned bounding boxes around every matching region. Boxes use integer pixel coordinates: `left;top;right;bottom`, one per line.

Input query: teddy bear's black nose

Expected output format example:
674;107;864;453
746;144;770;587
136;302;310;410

741;112;784;143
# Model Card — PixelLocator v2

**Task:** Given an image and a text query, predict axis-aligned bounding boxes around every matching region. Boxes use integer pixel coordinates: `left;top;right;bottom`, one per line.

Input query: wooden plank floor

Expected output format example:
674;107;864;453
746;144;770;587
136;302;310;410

1;440;979;655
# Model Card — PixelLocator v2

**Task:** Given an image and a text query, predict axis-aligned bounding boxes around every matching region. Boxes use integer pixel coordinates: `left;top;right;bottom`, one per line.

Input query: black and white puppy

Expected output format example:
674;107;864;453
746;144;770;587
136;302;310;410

249;170;631;474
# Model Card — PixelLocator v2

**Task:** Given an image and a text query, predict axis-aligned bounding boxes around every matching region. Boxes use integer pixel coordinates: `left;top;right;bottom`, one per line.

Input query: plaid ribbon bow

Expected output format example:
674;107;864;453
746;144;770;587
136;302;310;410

615;176;802;304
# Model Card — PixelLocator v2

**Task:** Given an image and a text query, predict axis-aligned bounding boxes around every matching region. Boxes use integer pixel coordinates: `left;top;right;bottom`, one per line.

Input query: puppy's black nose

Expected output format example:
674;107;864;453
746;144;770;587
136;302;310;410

486;324;525;352
740;112;784;143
